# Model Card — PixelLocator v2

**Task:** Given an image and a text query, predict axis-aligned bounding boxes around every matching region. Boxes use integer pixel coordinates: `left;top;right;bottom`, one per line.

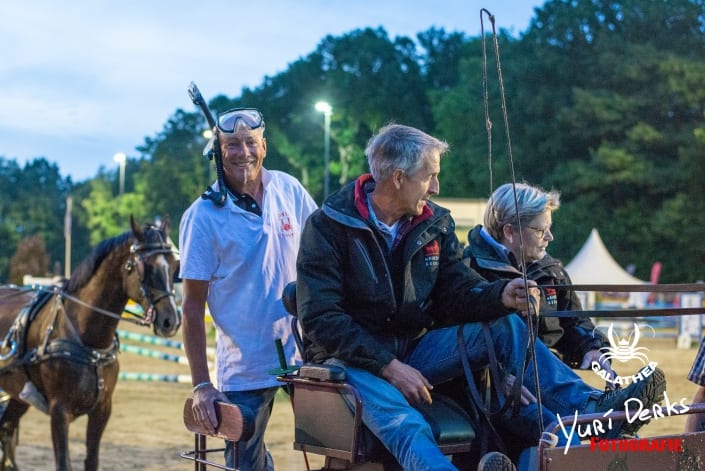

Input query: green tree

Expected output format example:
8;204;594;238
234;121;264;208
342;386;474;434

430;33;519;199
137;109;212;241
502;0;705;280
19;2;699;284
82;174;147;246
0;157;72;280
196;27;433;202
417;28;468;91
0;158;23;281
65;179;95;276
9;235;50;285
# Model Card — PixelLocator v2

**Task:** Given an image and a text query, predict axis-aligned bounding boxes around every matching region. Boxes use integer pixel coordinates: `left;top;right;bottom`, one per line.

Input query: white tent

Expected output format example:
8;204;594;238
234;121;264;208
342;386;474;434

565;228;646;308
565;228;644;284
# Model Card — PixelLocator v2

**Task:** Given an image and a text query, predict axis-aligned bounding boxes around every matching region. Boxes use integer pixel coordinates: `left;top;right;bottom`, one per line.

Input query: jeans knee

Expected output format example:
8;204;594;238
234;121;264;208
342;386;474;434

489;314;525;340
501;313;524;328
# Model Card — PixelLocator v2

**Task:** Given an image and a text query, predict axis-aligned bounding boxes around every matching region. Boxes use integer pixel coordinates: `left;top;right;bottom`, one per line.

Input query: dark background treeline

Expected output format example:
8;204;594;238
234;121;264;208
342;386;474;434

1;0;704;284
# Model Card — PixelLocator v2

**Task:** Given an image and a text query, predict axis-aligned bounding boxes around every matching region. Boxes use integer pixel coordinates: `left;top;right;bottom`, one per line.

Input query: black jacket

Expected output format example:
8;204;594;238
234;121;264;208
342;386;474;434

296;176;512;375
463;225;607;368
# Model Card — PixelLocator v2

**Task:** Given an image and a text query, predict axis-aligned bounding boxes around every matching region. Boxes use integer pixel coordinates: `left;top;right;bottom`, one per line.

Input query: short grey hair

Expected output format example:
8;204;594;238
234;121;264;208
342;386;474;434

484;182;560;241
365;124;449;182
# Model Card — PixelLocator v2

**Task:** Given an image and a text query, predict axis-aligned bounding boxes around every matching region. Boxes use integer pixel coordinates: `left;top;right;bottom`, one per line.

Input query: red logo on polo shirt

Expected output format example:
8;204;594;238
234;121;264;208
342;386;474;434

279;212;294;237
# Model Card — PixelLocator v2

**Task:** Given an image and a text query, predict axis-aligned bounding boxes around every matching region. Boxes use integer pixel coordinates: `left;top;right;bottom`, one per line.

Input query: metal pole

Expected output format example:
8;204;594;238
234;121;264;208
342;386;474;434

315;102;333;201
119;161;125;196
64;196;72;278
323;111;331;200
114;152;126;196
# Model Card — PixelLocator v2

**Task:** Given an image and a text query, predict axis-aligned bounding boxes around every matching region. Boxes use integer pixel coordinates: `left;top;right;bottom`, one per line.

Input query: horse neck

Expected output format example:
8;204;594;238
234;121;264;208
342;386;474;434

63;252;129;349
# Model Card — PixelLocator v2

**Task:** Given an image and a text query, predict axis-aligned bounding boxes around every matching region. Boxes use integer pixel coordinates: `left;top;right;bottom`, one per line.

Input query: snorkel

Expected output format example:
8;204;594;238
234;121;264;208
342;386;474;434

187;82;227;207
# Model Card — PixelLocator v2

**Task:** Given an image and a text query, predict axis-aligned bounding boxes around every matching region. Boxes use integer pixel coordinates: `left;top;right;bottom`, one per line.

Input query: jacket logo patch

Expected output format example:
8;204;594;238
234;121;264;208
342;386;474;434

544;288;557;306
423;241;440;267
279;212;294;237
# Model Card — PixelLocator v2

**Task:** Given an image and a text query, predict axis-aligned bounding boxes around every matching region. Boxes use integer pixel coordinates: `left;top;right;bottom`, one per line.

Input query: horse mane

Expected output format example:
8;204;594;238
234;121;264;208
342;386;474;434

65;231;132;292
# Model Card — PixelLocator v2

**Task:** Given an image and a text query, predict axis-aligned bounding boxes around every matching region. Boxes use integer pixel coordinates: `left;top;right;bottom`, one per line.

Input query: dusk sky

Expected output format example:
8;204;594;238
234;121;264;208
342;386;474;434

1;1;545;181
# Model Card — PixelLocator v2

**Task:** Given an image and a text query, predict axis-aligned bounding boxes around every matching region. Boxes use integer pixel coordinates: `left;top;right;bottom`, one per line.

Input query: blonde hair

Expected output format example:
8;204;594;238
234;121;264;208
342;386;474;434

484;182;560;241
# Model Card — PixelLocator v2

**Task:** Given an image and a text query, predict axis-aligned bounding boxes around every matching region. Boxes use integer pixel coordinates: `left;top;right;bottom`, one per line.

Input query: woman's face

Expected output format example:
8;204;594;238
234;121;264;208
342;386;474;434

503;210;554;264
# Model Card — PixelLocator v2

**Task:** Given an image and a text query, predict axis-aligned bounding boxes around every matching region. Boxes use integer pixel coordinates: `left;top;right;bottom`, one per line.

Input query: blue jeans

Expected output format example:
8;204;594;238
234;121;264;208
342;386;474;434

340;314;600;470
223;387;278;471
411;315;600;435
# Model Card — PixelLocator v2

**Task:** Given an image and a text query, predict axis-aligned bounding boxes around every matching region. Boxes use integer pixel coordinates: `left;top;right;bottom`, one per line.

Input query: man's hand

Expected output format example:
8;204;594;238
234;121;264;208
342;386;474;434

191;384;230;434
381;359;433;405
580;349;617;389
501;278;540;317
501;372;537;406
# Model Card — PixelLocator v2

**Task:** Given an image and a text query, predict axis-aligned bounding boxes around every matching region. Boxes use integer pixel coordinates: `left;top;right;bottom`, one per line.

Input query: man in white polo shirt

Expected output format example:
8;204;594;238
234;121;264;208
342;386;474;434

179;107;317;471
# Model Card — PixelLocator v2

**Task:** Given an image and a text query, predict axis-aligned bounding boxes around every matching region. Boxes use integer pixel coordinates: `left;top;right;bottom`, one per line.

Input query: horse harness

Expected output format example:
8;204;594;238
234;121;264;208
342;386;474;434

0;288;118;414
0;234;175;415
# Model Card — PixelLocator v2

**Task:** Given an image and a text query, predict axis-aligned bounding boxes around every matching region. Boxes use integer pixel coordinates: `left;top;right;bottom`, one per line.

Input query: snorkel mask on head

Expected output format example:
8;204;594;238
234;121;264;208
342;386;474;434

216;108;265;133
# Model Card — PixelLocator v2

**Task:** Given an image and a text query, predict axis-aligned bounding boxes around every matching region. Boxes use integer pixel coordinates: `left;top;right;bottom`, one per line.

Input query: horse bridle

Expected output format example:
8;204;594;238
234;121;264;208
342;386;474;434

123;237;177;325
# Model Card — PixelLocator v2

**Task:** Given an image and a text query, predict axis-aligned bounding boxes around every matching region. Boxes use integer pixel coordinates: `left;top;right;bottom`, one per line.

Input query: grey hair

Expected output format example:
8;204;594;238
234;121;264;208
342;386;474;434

365;124;449;182
484;182;560;241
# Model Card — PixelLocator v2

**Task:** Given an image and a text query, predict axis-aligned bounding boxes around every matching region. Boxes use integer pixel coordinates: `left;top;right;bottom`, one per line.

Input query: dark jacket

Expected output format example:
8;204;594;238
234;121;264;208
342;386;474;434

463;225;608;368
296;176;513;375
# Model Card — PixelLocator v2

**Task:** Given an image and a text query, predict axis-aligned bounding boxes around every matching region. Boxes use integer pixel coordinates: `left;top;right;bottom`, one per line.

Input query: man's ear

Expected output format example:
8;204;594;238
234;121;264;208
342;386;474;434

392;169;404;190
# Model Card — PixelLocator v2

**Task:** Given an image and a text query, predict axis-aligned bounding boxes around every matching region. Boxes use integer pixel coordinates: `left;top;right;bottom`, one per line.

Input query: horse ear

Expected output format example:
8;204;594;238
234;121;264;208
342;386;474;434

160;214;170;234
130;214;144;240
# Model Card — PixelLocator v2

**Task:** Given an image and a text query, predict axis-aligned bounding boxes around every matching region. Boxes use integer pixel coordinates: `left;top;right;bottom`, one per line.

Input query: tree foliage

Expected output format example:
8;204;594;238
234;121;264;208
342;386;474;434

1;0;705;283
9;235;49;285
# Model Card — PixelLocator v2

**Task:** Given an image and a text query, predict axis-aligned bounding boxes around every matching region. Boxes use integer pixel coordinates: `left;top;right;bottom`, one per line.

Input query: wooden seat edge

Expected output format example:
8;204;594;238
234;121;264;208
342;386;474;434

183;397;255;442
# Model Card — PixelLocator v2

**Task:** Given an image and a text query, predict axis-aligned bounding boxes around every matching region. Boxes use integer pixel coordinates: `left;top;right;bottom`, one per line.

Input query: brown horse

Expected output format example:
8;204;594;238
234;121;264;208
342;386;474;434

0;216;181;470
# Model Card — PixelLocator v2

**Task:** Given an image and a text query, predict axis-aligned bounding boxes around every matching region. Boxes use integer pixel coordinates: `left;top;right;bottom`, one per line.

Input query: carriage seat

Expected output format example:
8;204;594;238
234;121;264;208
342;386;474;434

279;281;476;466
180;398;255;470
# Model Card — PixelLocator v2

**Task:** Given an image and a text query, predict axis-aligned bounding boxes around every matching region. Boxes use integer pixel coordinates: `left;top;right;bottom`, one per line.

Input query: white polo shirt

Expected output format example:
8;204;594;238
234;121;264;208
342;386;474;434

179;169;317;391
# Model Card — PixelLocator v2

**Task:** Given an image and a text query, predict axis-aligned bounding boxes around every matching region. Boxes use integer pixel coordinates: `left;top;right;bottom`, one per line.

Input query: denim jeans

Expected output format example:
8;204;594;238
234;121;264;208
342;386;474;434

409;314;600;418
340;314;600;470
223;387;278;471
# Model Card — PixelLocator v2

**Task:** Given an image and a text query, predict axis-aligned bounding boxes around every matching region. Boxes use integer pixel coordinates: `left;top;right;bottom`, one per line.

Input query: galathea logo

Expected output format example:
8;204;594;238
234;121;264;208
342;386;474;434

592;323;658;387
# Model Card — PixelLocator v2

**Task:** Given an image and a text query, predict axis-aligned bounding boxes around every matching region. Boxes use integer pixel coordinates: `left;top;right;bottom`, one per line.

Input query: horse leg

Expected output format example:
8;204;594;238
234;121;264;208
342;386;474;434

49;404;73;471
84;397;112;471
0;399;29;471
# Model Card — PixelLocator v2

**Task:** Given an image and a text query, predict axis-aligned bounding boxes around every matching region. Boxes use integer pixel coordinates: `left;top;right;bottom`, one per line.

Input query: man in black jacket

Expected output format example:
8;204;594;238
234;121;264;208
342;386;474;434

296;124;665;470
463;182;614;376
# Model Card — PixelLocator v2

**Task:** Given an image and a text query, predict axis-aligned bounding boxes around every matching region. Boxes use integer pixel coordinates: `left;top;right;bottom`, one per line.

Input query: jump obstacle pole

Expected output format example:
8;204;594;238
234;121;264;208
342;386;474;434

116;329;215;383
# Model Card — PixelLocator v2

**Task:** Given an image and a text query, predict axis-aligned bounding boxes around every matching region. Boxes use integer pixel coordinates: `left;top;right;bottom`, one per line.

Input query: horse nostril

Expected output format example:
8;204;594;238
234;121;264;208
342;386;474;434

157;313;180;336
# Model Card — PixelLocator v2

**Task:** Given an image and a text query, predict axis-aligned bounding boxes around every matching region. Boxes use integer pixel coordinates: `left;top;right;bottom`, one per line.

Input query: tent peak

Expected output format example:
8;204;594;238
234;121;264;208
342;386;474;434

565;229;644;285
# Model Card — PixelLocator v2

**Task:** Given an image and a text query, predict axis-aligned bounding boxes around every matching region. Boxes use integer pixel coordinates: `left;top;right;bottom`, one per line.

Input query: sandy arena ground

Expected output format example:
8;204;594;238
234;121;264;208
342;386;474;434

10;324;701;470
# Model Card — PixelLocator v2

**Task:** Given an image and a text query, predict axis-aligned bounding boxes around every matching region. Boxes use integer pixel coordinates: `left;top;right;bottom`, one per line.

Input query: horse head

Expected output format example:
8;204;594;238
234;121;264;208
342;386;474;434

125;215;181;337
